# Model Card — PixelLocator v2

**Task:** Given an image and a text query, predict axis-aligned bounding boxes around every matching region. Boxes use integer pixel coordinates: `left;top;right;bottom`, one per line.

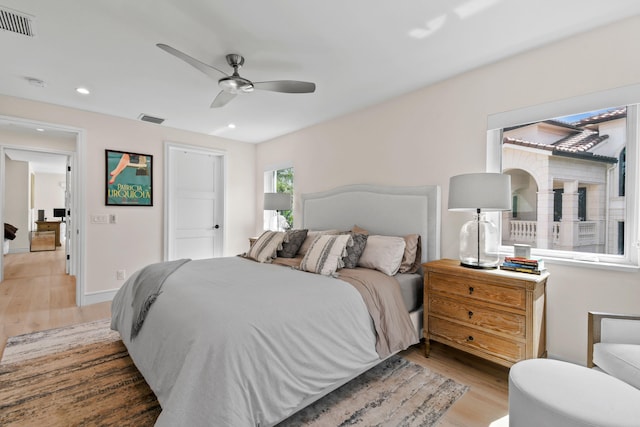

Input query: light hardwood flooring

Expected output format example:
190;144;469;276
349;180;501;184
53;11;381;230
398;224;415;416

1;248;110;359
1;249;509;426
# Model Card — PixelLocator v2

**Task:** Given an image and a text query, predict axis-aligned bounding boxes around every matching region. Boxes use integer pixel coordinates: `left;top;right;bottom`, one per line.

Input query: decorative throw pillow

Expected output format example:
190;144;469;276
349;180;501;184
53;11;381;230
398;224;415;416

342;232;368;268
298;229;340;256
357;235;406;276
244;231;285;263
351;224;369;235
399;234;422;274
277;229;308;258
300;234;352;276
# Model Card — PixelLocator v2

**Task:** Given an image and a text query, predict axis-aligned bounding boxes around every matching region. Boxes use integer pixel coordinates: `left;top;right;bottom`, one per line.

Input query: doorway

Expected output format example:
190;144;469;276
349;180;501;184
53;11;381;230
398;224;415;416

0;116;86;306
164;142;225;261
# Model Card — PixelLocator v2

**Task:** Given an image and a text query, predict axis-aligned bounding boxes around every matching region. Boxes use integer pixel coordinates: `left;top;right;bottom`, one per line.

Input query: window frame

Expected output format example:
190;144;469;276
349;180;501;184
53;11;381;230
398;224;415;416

263;164;294;231
487;86;640;271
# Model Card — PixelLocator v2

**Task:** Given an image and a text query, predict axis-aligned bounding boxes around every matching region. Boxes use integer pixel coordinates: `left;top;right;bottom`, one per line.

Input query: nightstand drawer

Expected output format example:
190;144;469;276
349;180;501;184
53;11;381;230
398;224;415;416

429;295;526;338
429;316;525;363
430;272;526;310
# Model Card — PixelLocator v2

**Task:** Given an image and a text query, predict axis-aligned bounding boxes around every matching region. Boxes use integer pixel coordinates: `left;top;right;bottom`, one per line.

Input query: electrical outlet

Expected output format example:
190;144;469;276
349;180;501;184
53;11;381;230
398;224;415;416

116;270;126;280
109;214;117;224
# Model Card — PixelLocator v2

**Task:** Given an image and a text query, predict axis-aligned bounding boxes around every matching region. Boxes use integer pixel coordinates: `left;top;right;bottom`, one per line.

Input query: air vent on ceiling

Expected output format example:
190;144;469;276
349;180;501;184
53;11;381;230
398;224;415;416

0;6;35;37
138;114;165;125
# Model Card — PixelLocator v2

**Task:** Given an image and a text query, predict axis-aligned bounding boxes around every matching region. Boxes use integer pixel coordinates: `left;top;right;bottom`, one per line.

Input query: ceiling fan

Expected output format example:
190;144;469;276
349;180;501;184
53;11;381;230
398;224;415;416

157;43;316;108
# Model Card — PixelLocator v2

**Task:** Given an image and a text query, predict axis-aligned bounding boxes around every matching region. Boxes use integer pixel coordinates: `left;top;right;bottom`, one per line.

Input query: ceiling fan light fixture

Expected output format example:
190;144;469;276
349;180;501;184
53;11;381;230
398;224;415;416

218;76;252;93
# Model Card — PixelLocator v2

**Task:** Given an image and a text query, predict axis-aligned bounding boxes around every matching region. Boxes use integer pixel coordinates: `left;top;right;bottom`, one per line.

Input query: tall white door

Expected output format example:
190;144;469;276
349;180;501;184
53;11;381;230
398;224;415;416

166;145;224;261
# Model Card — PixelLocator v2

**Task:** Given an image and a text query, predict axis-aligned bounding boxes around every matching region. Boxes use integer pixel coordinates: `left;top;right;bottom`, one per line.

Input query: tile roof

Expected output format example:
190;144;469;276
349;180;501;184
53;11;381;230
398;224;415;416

553;130;608;153
572;108;627;126
503;108;624;164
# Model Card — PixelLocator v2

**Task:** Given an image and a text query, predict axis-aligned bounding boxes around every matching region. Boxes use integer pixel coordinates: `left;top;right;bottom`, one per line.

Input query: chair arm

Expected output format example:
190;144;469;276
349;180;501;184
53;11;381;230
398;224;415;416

588;311;640;368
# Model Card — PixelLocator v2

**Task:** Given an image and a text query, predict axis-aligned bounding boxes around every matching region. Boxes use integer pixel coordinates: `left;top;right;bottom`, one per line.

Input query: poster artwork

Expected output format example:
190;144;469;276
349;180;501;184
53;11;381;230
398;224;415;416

105;150;153;206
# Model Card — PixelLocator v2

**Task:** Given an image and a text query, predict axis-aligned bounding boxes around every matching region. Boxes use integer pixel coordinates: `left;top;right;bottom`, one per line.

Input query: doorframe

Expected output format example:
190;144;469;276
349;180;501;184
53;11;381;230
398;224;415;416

163;141;227;261
0;115;86;306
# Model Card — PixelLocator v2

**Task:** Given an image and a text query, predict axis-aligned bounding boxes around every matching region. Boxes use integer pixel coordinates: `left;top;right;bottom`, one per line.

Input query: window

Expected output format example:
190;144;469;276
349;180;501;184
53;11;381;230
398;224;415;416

263;167;294;230
487;90;640;269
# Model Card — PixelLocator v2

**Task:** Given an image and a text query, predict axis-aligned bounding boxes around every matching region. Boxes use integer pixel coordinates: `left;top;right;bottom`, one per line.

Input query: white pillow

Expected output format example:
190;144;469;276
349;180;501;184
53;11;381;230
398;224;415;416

300;234;352;276
244;231;285;263
358;235;406;276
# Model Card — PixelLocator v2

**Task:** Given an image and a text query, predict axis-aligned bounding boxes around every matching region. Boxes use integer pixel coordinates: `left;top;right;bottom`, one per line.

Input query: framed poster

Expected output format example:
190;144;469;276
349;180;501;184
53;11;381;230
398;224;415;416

105;149;153;206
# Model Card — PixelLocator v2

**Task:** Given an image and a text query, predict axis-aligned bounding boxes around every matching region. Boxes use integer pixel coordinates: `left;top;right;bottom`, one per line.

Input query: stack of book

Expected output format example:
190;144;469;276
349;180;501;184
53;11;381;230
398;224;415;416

500;256;546;275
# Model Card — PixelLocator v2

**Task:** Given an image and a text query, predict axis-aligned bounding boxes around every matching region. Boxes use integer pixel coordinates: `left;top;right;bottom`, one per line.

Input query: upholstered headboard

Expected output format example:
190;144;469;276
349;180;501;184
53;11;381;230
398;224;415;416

301;184;441;263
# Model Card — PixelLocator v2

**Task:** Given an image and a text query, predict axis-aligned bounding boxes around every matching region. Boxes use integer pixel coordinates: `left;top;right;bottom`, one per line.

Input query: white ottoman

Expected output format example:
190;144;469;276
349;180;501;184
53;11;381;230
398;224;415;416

509;358;640;427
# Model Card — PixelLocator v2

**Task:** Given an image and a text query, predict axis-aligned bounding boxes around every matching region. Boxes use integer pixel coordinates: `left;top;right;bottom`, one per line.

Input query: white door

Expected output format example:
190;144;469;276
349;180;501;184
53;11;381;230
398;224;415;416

166;144;224;260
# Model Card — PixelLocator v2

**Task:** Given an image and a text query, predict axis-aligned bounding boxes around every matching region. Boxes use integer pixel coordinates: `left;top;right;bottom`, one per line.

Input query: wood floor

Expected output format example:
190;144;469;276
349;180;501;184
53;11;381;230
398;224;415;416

0;248;110;359
0;249;510;427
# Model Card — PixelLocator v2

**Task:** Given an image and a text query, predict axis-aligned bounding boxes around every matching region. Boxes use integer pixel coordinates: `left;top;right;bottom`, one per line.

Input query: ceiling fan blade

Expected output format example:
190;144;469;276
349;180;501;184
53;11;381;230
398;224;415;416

252;80;316;94
211;90;237;108
157;43;227;80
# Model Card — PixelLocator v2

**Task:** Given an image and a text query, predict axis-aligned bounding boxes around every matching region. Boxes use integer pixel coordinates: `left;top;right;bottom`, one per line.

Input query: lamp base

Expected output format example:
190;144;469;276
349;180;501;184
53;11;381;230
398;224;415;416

460;260;499;269
458;213;500;269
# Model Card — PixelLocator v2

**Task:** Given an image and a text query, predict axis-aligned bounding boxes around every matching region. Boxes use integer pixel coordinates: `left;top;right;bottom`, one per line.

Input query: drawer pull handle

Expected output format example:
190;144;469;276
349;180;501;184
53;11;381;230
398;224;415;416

468;311;474;319
468;286;474;294
467;336;474;342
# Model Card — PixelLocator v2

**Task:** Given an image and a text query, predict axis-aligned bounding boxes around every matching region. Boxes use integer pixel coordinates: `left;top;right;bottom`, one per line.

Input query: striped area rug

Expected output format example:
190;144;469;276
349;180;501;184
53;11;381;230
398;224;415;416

0;319;160;426
0;320;468;426
278;355;469;426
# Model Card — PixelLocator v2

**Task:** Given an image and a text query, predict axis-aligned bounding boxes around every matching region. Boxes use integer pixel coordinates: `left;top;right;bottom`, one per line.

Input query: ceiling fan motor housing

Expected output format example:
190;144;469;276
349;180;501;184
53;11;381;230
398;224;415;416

219;54;253;92
218;75;253;93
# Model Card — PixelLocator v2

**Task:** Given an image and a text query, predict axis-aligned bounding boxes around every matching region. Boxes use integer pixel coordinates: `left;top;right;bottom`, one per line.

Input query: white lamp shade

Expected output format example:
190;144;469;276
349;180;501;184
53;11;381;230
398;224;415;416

448;173;511;211
264;192;291;211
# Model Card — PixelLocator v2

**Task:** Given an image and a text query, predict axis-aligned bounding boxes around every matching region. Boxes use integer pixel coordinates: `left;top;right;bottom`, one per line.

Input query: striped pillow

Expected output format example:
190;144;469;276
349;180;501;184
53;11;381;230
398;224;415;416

245;231;286;263
300;234;352;276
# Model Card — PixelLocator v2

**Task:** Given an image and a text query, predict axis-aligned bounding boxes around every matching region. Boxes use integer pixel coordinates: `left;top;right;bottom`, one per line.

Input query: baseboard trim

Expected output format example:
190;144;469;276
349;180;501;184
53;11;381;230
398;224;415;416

81;289;118;306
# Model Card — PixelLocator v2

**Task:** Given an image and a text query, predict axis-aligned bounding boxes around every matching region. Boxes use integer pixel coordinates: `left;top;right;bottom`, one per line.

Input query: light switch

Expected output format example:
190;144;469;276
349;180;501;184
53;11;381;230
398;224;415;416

91;214;109;224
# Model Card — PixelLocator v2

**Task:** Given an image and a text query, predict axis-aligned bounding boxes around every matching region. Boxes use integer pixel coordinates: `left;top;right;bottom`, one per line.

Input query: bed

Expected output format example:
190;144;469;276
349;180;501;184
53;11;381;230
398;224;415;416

111;184;441;426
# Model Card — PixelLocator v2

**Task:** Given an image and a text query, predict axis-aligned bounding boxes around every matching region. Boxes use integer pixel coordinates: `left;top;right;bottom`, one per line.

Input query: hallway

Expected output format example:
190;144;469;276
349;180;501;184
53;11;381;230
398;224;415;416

0;248;110;358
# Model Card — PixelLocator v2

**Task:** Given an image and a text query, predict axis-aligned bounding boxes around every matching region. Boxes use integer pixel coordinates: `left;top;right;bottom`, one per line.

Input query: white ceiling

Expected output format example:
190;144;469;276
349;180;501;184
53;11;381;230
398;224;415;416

1;1;639;143
4;148;67;174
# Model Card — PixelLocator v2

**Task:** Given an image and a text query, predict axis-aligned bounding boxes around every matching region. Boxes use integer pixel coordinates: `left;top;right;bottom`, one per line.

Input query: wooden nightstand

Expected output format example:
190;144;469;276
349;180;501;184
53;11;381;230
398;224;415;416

423;258;548;367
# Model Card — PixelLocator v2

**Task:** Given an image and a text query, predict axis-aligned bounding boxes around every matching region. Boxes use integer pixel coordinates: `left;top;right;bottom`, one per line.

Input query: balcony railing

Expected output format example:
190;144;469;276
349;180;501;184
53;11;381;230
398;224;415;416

509;220;602;248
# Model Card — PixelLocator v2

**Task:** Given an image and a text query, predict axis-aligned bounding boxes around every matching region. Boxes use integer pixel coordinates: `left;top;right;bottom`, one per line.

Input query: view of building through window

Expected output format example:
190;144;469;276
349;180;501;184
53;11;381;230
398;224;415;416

501;106;627;255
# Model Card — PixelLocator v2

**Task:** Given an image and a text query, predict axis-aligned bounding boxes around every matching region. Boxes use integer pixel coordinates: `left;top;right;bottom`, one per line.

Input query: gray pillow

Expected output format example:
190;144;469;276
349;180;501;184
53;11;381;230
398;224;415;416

277;229;308;258
342;233;368;268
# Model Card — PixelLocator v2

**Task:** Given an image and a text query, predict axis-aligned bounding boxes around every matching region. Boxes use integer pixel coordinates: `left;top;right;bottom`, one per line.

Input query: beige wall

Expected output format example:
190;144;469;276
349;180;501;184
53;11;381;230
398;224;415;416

256;15;640;365
0;95;256;298
34;172;66;221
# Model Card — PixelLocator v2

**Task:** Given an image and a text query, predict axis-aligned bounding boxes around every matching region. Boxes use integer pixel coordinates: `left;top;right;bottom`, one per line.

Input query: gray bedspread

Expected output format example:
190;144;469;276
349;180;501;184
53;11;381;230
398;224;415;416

129;258;190;339
111;257;415;426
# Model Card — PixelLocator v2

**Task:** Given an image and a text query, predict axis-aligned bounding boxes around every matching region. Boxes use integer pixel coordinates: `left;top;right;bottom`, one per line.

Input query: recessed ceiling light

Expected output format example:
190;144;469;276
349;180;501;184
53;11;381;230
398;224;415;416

227;123;236;129
76;87;90;95
36;128;44;132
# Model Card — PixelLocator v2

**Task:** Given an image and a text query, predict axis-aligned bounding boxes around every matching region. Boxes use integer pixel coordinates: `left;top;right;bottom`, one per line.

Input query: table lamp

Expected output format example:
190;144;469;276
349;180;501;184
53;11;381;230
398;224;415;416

448;173;511;268
264;192;292;231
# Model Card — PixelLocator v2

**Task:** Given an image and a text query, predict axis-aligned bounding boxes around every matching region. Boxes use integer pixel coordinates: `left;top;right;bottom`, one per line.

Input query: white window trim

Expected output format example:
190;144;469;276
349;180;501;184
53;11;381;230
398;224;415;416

263;163;293;231
487;85;640;271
